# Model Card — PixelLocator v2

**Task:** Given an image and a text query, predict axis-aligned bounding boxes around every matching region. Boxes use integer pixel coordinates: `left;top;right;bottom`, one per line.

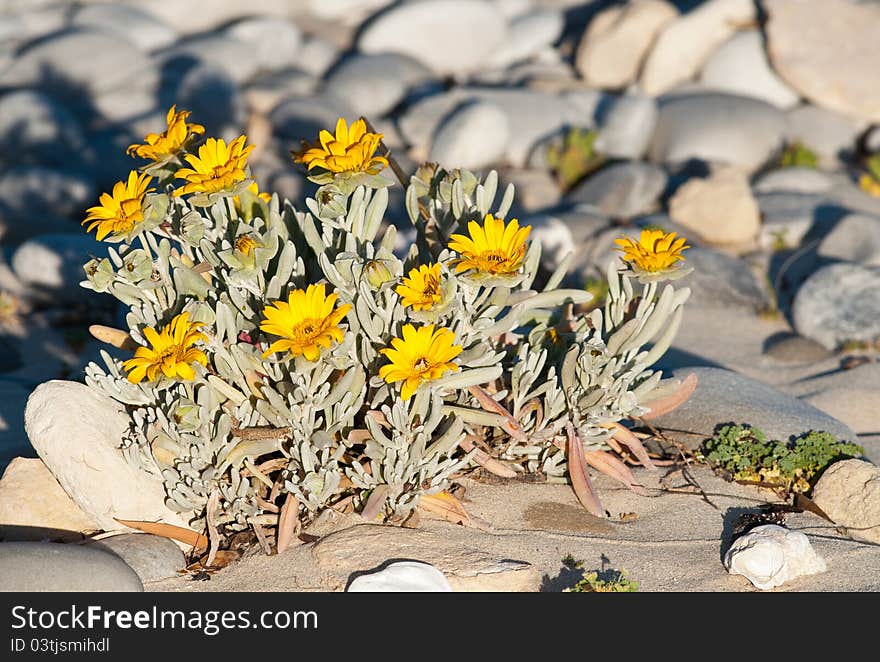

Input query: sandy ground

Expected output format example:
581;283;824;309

147;464;880;593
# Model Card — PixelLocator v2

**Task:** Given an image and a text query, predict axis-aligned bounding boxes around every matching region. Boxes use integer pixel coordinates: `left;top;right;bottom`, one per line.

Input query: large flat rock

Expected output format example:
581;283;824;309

649;367;858;448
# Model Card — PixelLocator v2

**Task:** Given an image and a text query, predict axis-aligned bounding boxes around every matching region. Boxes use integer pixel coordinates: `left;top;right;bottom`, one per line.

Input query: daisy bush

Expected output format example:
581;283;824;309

80;108;696;553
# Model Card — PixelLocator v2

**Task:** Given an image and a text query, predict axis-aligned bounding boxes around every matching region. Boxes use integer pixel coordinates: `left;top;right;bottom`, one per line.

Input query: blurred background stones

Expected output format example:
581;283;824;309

1;0;879;475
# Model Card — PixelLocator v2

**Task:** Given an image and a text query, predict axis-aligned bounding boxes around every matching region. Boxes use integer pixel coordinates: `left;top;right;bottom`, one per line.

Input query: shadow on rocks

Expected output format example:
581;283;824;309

653;346;722;373
767;202;852;317
720;506;757;563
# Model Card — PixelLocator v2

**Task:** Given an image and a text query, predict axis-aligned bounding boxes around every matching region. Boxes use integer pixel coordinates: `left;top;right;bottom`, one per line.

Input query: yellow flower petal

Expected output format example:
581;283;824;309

291;117;387;176
173;134;253;197
448;214;530;276
615;229;690;273
379;324;461;400
260;284;348;361
127;105;204;162
82;171;154;241
123;312;207;384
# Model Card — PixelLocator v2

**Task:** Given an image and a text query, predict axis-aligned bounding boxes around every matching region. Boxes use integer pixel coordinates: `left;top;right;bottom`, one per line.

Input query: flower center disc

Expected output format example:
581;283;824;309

293;319;320;341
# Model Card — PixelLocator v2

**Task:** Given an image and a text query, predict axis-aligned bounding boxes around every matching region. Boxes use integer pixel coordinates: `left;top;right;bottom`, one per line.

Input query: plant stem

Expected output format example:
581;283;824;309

361;116;408;188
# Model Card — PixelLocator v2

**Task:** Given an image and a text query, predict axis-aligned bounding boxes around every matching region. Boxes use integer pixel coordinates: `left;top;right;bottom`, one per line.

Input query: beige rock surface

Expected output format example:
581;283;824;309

0;457;98;542
24;380;191;533
312;524;540;592
640;0;755;95
765;0;880;122
669;167;761;247
812;459;880;544
576;0;678;89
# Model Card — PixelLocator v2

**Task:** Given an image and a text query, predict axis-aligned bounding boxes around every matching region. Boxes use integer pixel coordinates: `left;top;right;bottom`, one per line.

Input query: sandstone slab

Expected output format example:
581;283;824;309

312;523;540;592
0;457;98;542
24;380;190;533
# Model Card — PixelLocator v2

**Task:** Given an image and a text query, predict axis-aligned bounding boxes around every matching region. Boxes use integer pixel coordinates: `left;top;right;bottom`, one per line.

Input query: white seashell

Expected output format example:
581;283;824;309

347;561;453;592
724;524;826;590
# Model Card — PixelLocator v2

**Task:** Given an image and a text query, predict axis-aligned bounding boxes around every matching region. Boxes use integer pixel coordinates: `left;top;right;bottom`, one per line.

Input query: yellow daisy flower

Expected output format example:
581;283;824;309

123;312;208;384
291;118;388;176
396;264;444;311
260;284;351;361
174;135;254;197
859;173;880;197
448;214;531;276
82;171;154;241
379;324;462;401
126;105;205;162
614;229;690;276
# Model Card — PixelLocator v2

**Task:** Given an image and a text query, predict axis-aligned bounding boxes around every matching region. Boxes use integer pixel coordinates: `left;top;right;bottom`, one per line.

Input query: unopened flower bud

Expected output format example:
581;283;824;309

364;260;394;289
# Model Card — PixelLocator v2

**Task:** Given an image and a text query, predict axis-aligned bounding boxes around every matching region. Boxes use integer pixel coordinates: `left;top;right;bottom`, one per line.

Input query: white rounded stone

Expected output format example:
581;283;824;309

71;3;178;52
595;94;658;160
429;102;510;171
489;8;565;68
523;214;575;270
724;524;826;590
765;0;880;122
812;459;880;545
668;167;761;246
347;561;452;592
700;30;800;109
358;0;508;76
1;28;158;96
324;53;433;118
24;381;192;533
576;0;678;89
640;0;756;96
225;17;302;73
650;93;785;171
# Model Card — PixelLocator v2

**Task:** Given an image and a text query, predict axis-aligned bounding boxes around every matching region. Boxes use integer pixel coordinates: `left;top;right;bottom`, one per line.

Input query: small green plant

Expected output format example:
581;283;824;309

859;153;880;197
701;425;863;493
565;569;639;593
778;141;819;169
546;127;604;190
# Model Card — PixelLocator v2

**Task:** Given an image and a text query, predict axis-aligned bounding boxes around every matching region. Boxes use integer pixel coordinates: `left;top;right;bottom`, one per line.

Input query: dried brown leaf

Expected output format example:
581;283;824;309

205;489;221;567
583;450;650;497
418;491;472;525
89;325;138;351
114;519;208;550
460;437;517;478
640;373;698;420
565;424;605;517
187;549;240;572
608;422;657;470
361;485;388;522
468;385;527;442
276;494;301;555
